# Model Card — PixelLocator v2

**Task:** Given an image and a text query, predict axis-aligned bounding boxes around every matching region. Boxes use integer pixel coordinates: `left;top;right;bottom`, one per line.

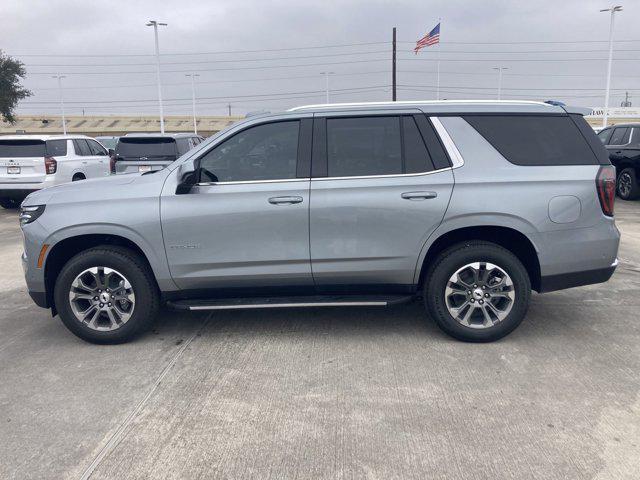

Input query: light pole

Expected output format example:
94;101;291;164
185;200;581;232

146;20;167;134
492;67;508;100
185;74;200;135
52;75;67;134
601;5;623;128
320;72;335;103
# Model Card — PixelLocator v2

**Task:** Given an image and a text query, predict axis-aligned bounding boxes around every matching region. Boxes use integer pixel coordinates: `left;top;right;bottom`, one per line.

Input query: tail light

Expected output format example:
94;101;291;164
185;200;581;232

596;165;615;217
44;156;57;175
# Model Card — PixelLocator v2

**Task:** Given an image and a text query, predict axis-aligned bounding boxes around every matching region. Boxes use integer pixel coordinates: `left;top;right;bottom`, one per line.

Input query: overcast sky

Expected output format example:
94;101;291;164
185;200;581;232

1;0;638;117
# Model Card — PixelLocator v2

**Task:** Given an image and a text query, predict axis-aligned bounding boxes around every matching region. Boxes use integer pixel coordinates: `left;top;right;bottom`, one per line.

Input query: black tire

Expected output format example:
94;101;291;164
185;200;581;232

54;246;159;344
424;241;531;342
616;168;640;200
72;173;86;182
0;197;20;209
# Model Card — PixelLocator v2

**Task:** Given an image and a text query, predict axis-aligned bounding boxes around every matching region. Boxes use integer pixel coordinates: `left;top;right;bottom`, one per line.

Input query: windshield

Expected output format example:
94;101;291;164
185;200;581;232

0;140;46;157
116;138;177;157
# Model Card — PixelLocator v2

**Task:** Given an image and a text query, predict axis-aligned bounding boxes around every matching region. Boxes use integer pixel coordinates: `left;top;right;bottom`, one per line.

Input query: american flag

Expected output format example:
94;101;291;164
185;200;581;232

414;23;440;54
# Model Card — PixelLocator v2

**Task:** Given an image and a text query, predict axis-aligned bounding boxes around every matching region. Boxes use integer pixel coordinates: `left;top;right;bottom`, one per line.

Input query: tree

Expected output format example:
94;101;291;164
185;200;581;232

0;50;32;124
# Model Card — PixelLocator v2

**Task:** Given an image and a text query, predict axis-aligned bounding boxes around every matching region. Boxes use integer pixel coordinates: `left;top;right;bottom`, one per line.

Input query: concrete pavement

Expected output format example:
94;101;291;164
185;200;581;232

0;202;639;479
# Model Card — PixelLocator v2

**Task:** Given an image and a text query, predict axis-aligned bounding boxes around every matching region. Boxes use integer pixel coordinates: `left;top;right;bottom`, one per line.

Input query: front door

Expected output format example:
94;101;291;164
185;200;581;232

309;113;454;289
161;118;313;291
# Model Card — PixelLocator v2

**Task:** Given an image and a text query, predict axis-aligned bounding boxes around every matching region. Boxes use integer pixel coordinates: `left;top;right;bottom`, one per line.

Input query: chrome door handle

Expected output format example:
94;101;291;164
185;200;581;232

401;191;437;200
82;161;88;165
268;196;303;205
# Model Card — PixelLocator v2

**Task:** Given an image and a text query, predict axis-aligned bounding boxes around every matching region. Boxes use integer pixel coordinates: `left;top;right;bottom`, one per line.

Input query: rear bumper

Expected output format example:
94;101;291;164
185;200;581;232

0;188;39;200
539;259;618;293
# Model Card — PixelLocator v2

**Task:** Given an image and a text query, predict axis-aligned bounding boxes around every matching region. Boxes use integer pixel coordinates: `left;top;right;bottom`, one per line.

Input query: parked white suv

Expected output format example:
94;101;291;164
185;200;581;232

0;135;111;208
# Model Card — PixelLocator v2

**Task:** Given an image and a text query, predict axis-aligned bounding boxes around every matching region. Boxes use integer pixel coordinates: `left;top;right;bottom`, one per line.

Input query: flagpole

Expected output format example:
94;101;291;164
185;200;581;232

436;18;441;100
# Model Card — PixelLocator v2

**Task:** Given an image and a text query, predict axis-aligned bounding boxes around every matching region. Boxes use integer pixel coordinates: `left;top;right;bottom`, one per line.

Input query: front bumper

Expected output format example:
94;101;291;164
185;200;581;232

539;259;618;293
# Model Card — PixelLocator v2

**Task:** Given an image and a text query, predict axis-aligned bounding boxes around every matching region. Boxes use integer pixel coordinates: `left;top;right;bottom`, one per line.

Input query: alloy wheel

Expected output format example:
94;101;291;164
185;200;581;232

68;266;135;331
444;261;515;329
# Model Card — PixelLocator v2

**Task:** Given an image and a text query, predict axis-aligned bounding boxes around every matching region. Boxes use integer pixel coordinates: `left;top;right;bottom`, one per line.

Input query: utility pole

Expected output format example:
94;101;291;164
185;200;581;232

392;27;397;101
492;67;508;100
600;5;623;128
146;20;168;133
185;73;200;134
320;71;335;103
227;103;232;116
52;75;67;134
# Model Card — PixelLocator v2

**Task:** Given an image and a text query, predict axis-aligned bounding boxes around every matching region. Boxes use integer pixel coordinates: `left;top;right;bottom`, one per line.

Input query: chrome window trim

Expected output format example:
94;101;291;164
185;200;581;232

429;116;465;168
311;167;452;182
196;177;310;186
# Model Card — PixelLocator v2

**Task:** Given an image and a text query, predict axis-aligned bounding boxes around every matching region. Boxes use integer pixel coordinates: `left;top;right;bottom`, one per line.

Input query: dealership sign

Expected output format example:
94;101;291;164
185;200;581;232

587;107;640;118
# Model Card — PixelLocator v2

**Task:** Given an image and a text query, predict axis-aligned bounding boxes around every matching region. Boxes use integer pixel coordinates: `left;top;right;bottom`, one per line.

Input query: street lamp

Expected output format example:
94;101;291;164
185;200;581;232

146;20;167;134
52;75;67;134
492;67;508;100
185;74;200;135
320;72;335;103
600;5;623;128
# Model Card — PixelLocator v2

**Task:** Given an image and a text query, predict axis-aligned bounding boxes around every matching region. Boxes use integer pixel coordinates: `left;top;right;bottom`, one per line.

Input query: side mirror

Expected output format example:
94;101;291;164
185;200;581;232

176;159;198;195
108;148;115;156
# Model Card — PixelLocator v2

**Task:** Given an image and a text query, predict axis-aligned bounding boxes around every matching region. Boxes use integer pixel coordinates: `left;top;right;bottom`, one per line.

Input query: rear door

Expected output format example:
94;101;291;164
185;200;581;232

0;139;47;185
309;112;454;289
72;139;96;177
86;138;110;177
606;127;631;166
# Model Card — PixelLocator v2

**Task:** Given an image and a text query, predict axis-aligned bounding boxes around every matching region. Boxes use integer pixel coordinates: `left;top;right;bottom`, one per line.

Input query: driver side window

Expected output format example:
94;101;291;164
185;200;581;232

199;121;299;182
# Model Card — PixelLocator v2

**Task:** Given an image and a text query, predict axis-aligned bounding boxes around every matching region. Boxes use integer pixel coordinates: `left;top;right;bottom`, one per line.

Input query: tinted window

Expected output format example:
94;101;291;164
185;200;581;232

176;138;191;155
199;121;299;182
464;115;599;166
597;128;612;144
569;114;610;165
116;138;178;158
45;139;67;157
73;139;92;156
414;115;451;170
327;116;402;177
96;137;118;149
610;127;630;146
0;140;45;157
629;127;640;148
402;116;435;173
87;139;106;156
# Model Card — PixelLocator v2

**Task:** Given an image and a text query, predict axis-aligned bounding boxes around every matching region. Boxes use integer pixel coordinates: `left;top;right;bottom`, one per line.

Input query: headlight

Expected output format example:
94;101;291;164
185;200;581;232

19;205;46;226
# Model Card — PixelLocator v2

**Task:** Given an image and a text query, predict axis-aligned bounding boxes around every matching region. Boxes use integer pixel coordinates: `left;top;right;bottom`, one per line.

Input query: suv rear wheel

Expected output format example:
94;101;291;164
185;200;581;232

54;246;159;344
616;168;640;200
424;241;531;342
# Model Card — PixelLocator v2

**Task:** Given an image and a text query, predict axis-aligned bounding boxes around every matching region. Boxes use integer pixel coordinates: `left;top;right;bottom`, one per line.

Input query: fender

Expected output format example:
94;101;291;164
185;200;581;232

43;222;178;291
412;212;542;284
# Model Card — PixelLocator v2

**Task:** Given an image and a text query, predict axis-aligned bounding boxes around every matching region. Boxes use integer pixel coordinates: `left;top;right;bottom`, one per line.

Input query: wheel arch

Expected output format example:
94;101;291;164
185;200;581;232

44;233;160;313
416;224;542;292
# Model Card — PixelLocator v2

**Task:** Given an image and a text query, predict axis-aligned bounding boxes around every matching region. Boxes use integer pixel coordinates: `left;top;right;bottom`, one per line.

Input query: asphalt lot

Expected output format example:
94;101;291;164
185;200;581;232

0;202;639;480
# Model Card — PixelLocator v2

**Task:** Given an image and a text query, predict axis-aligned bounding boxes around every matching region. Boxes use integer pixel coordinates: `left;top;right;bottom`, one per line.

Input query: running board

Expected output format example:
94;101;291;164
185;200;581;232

166;295;414;311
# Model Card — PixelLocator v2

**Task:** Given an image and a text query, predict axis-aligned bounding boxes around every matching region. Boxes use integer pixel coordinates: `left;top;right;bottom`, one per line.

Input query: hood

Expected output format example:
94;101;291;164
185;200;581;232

22;170;168;207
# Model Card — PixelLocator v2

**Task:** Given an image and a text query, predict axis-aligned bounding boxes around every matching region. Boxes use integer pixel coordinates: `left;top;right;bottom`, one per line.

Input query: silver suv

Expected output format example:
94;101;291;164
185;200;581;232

19;101;620;344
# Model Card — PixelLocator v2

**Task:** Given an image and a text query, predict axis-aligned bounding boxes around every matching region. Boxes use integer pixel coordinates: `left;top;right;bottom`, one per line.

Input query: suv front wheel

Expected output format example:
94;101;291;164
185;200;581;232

424;241;531;342
54;246;159;344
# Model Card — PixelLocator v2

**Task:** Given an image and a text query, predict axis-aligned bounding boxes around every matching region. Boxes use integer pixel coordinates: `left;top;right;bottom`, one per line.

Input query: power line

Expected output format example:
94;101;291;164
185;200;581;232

12;38;640;58
22;50;391;67
20;85;392;105
12;41;391;57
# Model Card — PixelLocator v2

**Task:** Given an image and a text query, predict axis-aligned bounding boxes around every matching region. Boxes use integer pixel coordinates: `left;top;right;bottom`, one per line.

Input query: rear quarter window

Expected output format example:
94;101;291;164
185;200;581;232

45;139;68;157
463;115;600;166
